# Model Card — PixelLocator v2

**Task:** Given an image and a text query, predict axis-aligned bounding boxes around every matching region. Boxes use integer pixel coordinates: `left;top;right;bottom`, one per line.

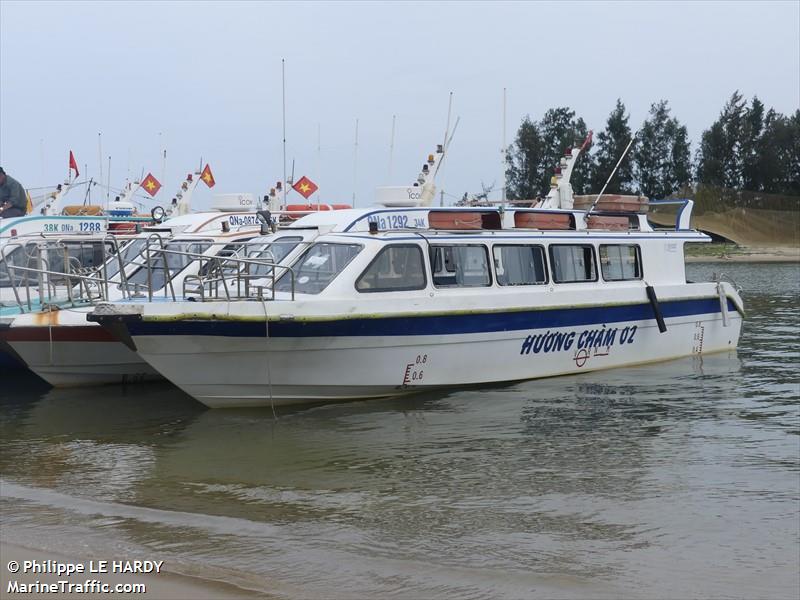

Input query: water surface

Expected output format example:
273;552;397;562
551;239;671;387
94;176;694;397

1;262;798;599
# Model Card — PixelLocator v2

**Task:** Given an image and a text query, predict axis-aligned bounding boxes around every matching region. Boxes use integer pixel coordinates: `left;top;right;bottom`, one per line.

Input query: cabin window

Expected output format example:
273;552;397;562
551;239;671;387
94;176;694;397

356;244;426;292
275;242;362;295
429;244;491;287
599;244;642;281
549;244;597;283
493;245;548;286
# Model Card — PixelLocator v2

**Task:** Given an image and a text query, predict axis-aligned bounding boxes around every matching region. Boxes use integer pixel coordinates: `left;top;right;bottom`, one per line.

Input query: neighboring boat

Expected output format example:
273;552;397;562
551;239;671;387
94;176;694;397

87;146;744;408
0;202;316;386
0;168;215;369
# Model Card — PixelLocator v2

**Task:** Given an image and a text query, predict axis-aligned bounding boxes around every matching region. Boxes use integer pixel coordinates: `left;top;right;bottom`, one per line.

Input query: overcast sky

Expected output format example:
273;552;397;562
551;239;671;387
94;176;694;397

1;0;798;209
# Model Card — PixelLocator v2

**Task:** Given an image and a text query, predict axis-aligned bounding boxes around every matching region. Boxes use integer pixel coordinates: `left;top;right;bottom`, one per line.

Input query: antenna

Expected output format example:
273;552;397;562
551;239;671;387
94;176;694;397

443;92;453;153
352;118;359;206
97;133;103;199
388;114;396;180
84;178;93;205
435;116;460;177
281;58;287;210
585;135;635;219
106;155;112;208
317;122;322;210
501;87;507;209
160;132;167;186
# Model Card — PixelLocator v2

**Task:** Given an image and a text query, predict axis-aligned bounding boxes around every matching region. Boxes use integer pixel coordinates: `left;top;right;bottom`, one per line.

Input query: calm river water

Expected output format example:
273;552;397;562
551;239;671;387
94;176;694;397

1;262;798;599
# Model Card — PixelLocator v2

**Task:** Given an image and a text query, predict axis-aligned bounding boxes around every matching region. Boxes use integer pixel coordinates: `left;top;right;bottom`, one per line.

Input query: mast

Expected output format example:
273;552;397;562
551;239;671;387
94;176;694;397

501;87;507;208
97;132;103;203
352;118;359;206
106;155;112;208
159;132;167;187
281;58;287;210
317;122;321;210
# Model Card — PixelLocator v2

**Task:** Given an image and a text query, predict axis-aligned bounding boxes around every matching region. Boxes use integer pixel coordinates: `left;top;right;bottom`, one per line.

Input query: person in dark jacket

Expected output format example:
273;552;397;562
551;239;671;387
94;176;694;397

0;167;29;218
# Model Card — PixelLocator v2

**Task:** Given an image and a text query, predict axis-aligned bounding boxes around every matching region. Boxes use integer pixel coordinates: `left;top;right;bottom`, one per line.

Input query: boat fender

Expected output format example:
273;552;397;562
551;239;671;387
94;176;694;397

717;282;730;327
645;285;667;333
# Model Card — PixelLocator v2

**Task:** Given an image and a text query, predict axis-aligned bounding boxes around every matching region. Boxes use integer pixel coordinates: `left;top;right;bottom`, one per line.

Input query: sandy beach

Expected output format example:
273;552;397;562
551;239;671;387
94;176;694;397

0;542;267;600
684;245;800;263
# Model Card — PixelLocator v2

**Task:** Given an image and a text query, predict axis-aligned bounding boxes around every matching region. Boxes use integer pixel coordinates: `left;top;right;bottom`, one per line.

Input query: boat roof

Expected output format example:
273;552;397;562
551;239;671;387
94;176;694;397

283;205;670;234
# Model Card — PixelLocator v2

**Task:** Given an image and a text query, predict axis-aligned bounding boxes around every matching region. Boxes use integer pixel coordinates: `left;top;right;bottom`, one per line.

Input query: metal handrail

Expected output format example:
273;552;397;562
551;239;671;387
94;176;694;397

151;246;297;301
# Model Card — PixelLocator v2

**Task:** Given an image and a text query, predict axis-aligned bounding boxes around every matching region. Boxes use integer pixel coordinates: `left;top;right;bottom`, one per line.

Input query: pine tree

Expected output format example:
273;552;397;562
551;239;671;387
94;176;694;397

695;121;726;187
506;108;593;198
634;100;691;199
787;110;800;195
758;109;800;195
590;99;634;194
696;91;746;189
740;97;765;191
506;116;543;200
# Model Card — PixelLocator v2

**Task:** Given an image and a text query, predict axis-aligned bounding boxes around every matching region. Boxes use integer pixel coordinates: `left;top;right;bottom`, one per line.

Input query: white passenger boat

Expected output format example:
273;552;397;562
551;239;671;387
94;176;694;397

0;172;200;367
0;199;309;386
88;147;744;408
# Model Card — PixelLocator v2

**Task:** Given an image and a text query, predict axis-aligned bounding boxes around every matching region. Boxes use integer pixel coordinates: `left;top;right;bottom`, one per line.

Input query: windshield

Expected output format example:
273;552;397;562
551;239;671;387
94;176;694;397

0;241;115;288
274;242;361;295
102;238;148;279
246;237;304;277
124;239;211;292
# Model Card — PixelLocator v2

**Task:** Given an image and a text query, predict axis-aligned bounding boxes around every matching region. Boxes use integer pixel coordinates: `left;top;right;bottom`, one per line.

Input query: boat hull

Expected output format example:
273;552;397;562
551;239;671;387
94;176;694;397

118;295;742;408
3;323;160;386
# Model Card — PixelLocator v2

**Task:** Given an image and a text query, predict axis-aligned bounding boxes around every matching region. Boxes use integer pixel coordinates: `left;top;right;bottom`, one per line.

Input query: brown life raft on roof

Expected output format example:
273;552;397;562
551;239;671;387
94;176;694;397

572;194;649;214
61;205;104;216
514;212;574;230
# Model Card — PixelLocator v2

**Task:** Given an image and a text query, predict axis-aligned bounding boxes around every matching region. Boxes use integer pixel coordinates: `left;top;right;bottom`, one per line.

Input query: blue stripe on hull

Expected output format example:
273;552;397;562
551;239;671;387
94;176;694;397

127;298;737;338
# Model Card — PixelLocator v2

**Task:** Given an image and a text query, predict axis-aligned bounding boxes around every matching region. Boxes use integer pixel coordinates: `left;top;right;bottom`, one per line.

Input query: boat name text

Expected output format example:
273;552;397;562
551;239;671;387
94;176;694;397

520;326;638;355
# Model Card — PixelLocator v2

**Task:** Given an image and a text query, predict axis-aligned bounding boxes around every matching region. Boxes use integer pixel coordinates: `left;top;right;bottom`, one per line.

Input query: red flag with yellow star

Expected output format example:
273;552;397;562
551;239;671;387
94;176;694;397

292;175;318;199
200;164;215;188
141;173;162;197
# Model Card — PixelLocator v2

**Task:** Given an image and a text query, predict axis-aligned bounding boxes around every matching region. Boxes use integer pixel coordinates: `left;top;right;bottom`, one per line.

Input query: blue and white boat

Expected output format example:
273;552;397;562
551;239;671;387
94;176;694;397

88;147;744;408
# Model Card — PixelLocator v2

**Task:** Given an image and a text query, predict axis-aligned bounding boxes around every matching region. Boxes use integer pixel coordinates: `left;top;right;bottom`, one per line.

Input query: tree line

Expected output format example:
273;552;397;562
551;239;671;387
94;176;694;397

505;92;800;200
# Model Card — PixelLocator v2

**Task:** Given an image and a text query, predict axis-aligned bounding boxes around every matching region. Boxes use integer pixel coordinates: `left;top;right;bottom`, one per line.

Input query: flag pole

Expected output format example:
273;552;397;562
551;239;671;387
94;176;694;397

281;58;287;210
317;123;321;211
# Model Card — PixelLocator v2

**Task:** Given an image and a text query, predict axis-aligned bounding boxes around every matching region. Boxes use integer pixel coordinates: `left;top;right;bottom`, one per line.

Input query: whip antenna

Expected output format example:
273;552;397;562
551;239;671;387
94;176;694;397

585;135;635;218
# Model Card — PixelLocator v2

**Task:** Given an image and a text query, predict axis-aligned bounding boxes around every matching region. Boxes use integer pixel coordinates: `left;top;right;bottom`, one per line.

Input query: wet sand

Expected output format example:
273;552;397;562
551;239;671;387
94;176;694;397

0;542;267;599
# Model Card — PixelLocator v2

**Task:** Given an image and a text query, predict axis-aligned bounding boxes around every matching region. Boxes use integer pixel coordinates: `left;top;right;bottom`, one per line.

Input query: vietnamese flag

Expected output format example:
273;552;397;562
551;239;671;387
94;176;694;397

292;175;318;199
141;172;162;196
69;151;80;178
200;164;215;188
